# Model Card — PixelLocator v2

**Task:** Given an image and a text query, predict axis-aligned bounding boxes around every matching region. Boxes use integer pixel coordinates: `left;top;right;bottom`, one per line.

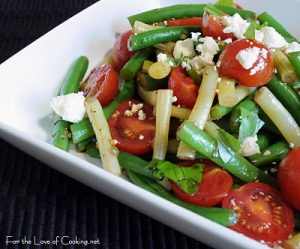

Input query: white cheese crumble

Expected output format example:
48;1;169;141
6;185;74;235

222;13;250;39
191;32;201;42
138;109;146;120
289;143;295;149
157;53;168;62
239;135;260;157
255;27;287;49
172;96;178;103
285;41;300;54
124;103;143;117
236;47;260;70
139;134;145;140
181;60;191;70
50;91;86;123
173;38;196;59
224;38;233;44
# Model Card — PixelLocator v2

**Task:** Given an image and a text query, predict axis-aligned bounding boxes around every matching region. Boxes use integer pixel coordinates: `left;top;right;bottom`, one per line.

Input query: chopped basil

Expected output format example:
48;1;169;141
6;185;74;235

149;160;204;195
238;108;264;143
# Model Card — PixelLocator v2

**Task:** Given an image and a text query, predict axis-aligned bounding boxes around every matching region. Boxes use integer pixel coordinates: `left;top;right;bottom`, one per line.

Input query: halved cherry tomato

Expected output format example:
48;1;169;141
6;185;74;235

81;64;119;106
112;30;135;71
202;13;236;40
166;17;203;27
278;147;300;211
222;182;294;246
108;100;155;155
168;67;199;108
171;160;233;207
218;39;274;87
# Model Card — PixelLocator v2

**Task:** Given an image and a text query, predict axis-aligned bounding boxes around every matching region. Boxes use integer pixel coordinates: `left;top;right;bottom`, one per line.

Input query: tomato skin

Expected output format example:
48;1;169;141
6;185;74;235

222;182;294;246
202;13;236;40
166;17;203;27
278;147;300;211
168;67;199;108
218;39;274;87
112;30;135;71
171;161;233;207
108;100;155;155
82;64;119;106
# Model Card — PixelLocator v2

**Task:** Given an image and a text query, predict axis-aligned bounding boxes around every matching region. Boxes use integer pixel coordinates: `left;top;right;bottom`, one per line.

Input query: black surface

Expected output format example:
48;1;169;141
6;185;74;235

0;1;214;248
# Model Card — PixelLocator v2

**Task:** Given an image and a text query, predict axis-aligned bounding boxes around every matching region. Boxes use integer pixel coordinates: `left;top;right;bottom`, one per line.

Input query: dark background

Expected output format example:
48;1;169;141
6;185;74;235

0;1;214;248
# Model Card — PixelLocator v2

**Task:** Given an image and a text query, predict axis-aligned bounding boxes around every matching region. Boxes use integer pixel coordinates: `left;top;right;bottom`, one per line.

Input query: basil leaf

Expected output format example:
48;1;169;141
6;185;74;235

238;108;264;143
243;21;257;40
204;4;225;17
214;129;239;163
214;0;235;8
149;160;204;195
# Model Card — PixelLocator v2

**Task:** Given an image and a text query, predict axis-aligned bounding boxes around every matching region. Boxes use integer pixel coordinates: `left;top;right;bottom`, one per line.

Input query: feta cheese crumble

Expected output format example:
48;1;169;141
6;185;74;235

157;53;168;62
224;38;233;44
50;92;86;123
124;103;144;117
191;32;201;42
285;41;300;54
173;38;196;59
222;13;250;39
255;27;287;49
239;135;260;157
236;47;260;69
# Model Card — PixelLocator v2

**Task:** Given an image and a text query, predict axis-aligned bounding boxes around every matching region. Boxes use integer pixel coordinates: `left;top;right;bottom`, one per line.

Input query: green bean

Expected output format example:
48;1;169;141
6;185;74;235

120;48;152;80
178;121;277;186
256;133;272;150
210;104;233;120
267;75;300;126
70;118;94;144
51;56;89;151
128;4;255;26
118;151;157;180
103;80;136;119
77;137;95;152
257;12;299;43
229;96;258;133
248;141;290;167
70;80;135;144
137;72;168;91
86;142;100;158
288;51;300;78
126;170;237;226
130;26;198;51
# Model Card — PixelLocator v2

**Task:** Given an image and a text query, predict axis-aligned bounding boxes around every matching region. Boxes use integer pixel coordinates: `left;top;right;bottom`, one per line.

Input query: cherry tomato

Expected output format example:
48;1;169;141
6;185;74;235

112;30;135;71
171;160;233;207
218;39;274;87
166;17;203;27
278;147;300;211
82;64;119;106
168;67;199;108
222;182;294;246
108;100;155;155
202;13;236;40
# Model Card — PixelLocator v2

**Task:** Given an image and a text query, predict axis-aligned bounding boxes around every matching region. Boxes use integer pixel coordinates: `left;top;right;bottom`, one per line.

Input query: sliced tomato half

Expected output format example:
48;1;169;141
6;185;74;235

222;182;294;246
171;160;233;207
108;100;155;155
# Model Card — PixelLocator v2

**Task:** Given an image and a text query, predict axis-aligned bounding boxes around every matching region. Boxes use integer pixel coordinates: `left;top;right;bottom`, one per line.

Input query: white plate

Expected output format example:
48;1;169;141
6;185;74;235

0;0;299;248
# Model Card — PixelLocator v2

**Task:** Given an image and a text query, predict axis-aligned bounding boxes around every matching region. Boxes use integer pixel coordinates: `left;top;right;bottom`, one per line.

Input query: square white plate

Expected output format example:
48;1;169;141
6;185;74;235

0;0;299;248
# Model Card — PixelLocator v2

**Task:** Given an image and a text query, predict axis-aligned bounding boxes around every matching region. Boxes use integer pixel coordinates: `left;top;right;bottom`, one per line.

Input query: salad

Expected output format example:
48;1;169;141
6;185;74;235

49;1;300;248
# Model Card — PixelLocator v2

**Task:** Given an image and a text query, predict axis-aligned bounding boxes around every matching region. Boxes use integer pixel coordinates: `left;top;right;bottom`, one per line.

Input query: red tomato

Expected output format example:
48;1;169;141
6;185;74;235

235;4;243;9
218;39;274;87
112;30;135;71
202;13;236;40
278;147;300;211
171;161;233;207
166;17;203;27
168;67;199;108
82;64;119;106
108;100;155;155
222;182;294;246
